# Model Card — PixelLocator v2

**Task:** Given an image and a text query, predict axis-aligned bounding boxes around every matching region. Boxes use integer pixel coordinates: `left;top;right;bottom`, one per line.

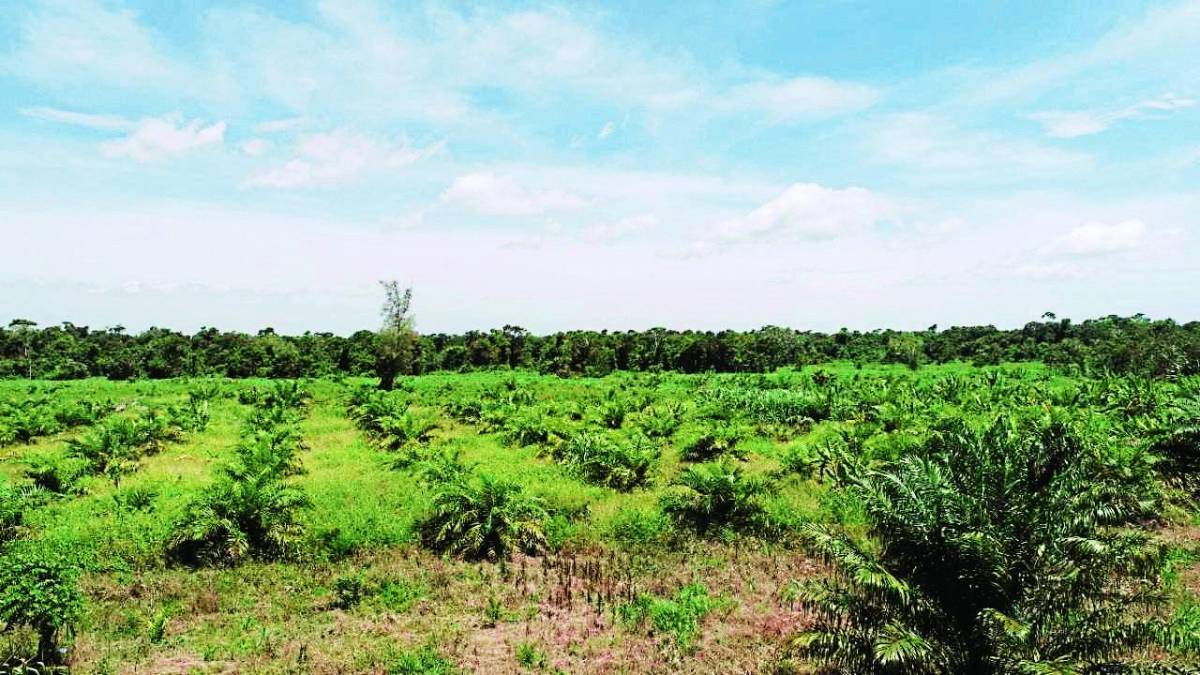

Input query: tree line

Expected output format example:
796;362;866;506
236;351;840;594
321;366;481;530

1;314;1198;381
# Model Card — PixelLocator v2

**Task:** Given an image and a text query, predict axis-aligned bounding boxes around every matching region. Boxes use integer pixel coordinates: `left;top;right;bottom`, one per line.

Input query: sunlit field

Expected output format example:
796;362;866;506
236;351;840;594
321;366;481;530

2;364;1198;673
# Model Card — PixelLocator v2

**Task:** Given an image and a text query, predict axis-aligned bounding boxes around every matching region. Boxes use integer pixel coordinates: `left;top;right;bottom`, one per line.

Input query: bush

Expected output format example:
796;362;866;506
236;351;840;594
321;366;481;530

514;641;548;669
168;420;309;566
383;643;458;675
792;415;1168;673
608;506;670;547
376;412;438;452
677;423;745;462
66;416;143;485
633;402;686;439
112;485;157;511
501;408;558;447
66;409;184;486
0;401;59;446
0;545;83;664
618;583;727;653
0;481;23;545
23;454;86;496
659;459;769;536
418;474;547;561
332;572;366;609
554;432;658;491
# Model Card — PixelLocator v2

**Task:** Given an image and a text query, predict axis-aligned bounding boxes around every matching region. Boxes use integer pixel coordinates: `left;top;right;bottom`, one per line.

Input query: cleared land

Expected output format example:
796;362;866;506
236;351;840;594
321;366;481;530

1;365;1198;672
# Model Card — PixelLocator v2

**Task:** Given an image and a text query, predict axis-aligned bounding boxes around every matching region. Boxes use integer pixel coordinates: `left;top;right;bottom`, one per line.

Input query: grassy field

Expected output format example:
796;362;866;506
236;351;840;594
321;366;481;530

1;364;1198;673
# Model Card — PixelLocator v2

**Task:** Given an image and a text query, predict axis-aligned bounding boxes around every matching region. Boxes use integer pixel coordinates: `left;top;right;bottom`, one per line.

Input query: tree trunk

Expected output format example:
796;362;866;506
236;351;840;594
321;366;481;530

378;371;395;391
37;623;59;665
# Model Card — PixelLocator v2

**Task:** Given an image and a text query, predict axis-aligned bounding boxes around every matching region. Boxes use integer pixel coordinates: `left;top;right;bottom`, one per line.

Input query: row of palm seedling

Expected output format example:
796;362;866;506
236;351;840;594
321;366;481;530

22;387;215;496
0;385;222;667
0;395;111;447
168;381;311;567
346;387;438;456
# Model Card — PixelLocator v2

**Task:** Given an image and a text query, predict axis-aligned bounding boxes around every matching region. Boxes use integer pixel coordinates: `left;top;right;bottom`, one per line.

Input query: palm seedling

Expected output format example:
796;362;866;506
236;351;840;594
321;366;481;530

791;414;1168;674
659;458;770;535
678;423;746;462
555;432;659;491
418;473;547;561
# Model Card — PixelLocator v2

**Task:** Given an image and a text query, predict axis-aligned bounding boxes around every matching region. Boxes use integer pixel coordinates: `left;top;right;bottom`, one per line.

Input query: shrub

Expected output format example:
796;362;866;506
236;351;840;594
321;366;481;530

168;423;309;566
514;641;548;669
112;485;157;511
598;399;630;429
501;408;558;447
418;474;547;561
777;431;857;482
251;380;311;412
0;401;59;446
1149;396;1200;502
444;397;483;424
168;468;309;566
608;507;670;547
0;545;83;664
659;459;769;535
634;402;686;439
23;454;86;496
413;446;474;486
347;388;410;433
618;583;727;653
0;481;23;545
375;578;427;613
677;423;745;462
792;415;1168;673
384;643;458;675
374;412;438;452
332;572;366;609
66;417;142;486
554;432;658;491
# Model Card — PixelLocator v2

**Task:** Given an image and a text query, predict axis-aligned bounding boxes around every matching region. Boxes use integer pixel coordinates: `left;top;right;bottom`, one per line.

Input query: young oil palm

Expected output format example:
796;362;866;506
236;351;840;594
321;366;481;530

792;414;1167;673
418;473;547;561
659;458;769;535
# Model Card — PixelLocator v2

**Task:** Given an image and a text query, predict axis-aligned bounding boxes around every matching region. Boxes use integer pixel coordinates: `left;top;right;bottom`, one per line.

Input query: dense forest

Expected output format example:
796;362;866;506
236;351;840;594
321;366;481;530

2;314;1198;380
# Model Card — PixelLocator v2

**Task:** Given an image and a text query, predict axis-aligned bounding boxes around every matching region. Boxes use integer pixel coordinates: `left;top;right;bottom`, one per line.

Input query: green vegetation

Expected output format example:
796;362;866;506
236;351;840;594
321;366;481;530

792;416;1165;672
3;314;1199;379
0;357;1196;672
619;583;729;653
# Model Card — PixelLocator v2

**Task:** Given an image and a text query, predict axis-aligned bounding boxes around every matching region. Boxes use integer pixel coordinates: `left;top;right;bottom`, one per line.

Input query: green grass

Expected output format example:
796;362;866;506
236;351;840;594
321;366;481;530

0;364;1197;672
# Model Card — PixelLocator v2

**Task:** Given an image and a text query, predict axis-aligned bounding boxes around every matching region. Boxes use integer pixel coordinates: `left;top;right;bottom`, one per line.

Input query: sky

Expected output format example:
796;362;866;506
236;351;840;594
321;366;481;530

1;0;1198;335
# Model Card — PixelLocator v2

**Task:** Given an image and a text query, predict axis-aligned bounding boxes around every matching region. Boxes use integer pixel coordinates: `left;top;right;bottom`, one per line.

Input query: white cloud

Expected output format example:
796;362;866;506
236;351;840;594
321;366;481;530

703;183;894;245
99;115;226;161
597;121;615;140
240;138;271;156
870;113;1090;177
1013;262;1083;280
1031;93;1196;138
583;214;658;242
4;0;179;88
1046;219;1147;257
246;129;443;188
441;172;586;216
910;218;965;239
724;76;880;122
961;2;1200;105
255;117;306;134
21;106;133;131
1028;111;1112;139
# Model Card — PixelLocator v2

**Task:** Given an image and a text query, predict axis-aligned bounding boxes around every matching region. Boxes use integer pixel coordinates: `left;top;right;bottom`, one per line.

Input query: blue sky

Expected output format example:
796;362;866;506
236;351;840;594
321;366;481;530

2;0;1198;334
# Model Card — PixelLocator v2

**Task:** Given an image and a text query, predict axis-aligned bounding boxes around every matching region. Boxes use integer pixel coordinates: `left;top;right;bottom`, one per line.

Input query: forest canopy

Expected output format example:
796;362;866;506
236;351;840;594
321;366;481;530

2;314;1197;380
